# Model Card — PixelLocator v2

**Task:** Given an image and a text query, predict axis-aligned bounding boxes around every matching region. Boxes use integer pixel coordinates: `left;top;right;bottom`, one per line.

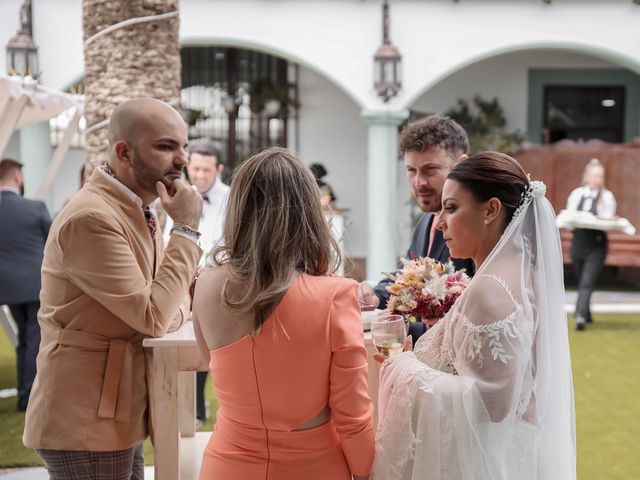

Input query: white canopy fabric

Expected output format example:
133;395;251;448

0;74;84;199
0;74;81;157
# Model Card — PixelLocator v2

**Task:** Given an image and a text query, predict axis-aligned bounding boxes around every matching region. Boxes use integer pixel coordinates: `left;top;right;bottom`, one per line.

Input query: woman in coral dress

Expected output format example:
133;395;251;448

192;147;374;480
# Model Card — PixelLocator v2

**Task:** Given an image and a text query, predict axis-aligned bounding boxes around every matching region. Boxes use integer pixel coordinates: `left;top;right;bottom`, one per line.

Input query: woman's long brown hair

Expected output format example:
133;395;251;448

212;147;341;331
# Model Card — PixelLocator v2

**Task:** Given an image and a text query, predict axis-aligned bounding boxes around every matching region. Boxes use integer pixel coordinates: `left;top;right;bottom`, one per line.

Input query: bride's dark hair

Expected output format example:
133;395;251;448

447;151;529;223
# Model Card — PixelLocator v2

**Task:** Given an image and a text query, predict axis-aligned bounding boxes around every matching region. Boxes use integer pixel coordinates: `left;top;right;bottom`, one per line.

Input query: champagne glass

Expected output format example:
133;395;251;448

371;313;406;358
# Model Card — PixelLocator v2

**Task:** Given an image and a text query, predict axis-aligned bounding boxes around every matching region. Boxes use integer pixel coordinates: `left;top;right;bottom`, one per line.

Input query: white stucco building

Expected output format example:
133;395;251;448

2;0;640;279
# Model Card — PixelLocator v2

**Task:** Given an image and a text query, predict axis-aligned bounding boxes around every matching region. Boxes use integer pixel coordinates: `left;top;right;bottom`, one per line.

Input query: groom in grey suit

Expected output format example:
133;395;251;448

0;158;51;411
360;115;475;342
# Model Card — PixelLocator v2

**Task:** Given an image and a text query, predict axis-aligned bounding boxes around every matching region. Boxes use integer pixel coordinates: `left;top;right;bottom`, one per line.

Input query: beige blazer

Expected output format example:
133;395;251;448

23;169;202;451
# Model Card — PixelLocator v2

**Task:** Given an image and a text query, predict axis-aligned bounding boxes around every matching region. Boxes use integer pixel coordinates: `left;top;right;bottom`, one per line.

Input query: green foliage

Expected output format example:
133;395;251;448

445;94;525;156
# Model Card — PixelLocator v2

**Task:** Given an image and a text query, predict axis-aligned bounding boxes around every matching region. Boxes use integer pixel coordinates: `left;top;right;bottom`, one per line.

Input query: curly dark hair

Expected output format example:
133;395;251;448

399;115;469;158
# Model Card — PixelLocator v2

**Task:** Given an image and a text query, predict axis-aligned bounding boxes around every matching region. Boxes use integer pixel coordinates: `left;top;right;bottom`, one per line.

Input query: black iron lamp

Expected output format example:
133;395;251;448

374;0;401;102
6;0;39;76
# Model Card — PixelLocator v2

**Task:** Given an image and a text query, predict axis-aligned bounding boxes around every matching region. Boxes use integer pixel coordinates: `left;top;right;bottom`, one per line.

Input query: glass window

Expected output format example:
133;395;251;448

181;47;299;168
543;86;625;143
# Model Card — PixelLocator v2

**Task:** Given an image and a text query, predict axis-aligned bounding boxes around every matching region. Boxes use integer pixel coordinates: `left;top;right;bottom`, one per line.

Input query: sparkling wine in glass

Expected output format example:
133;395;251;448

371;313;407;358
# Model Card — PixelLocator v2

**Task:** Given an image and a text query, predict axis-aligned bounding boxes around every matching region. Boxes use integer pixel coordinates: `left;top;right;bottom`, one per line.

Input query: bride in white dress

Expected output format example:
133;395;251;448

373;152;576;480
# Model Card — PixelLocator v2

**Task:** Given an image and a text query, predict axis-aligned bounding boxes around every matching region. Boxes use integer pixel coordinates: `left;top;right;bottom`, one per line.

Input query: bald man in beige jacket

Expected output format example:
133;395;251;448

23;98;203;479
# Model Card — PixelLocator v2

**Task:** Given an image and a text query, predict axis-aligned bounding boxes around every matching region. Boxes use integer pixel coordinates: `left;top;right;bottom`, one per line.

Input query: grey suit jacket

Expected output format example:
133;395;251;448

0;190;51;304
373;213;475;309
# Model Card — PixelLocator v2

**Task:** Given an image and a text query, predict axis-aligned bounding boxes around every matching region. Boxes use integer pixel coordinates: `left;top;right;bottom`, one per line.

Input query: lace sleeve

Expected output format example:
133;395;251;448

455;275;532;422
373;352;447;480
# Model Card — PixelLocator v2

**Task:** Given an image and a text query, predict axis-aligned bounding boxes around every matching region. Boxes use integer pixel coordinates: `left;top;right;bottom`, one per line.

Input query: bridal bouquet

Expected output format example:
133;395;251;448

385;257;470;326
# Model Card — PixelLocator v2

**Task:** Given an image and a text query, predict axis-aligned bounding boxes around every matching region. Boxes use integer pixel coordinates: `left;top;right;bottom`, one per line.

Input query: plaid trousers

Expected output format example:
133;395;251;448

36;443;144;480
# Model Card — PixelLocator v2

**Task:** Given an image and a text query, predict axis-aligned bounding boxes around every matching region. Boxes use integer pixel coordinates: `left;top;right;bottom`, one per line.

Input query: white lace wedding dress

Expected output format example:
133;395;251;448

372;182;576;480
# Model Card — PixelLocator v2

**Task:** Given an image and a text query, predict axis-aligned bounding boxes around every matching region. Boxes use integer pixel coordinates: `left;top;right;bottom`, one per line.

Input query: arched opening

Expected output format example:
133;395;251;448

407;48;640;146
407;47;640;278
179;43;368;263
180;46;299;169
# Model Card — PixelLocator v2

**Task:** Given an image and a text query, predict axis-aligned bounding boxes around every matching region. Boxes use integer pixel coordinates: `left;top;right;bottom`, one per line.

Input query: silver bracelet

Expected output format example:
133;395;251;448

171;223;202;240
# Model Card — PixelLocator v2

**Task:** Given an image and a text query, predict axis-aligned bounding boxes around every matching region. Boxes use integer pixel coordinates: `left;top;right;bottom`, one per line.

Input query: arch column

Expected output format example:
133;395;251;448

20;122;51;202
362;109;409;282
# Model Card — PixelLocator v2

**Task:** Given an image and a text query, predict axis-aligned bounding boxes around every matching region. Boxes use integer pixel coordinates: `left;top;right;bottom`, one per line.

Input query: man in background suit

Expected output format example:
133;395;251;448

0;158;51;411
360;115;475;342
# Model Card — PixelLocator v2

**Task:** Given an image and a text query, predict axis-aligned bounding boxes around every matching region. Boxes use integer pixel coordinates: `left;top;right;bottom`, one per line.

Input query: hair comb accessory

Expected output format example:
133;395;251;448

518;177;547;206
530;180;546;199
508;178;548;233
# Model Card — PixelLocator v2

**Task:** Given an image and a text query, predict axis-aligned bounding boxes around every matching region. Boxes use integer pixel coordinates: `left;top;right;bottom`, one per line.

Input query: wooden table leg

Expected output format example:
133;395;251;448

180;371;196;437
152;347;180;480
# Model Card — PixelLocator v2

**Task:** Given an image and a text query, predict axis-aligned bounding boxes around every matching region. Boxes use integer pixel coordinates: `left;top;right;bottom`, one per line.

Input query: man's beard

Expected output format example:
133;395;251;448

131;147;182;195
415;189;441;213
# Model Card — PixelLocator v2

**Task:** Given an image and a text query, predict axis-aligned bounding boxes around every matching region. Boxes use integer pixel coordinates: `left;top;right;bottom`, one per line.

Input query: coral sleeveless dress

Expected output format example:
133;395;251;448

199;275;374;479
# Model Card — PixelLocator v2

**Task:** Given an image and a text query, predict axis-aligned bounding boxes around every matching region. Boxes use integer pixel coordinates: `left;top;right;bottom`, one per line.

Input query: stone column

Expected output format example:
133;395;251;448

20;122;51;202
361;109;409;282
82;0;181;170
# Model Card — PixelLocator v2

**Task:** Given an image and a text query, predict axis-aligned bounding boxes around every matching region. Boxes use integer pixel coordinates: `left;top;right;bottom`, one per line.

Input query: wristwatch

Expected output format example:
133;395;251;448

171;223;202;241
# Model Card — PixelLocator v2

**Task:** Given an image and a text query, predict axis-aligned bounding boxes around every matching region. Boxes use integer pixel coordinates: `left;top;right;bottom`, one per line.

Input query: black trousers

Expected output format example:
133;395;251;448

570;230;607;323
8;301;41;410
196;371;208;421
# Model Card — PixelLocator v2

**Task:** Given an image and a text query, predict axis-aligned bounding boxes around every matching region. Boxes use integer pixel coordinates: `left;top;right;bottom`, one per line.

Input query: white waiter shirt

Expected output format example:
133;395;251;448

566;186;617;219
164;177;230;265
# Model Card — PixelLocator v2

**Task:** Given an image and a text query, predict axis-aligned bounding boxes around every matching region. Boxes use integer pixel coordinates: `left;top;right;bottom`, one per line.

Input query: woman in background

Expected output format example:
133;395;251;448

310;162;337;209
566;158;617;330
192;147;374;480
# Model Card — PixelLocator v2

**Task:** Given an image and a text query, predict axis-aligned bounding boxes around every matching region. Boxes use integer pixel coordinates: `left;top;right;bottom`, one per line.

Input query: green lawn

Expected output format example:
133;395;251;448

1;314;639;478
569;314;640;479
0;327;40;468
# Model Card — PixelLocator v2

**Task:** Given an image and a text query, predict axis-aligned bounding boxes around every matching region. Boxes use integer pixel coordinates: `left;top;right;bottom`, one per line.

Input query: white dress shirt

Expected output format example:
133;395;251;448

0;187;21;195
163;177;230;265
566;186;617;218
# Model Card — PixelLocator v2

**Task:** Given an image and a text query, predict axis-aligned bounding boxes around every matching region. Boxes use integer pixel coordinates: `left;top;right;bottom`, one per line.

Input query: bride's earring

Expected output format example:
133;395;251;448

484;219;489;225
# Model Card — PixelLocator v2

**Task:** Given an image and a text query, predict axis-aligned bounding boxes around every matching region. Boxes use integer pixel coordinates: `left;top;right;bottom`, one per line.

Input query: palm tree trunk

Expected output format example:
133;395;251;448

83;0;181;170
